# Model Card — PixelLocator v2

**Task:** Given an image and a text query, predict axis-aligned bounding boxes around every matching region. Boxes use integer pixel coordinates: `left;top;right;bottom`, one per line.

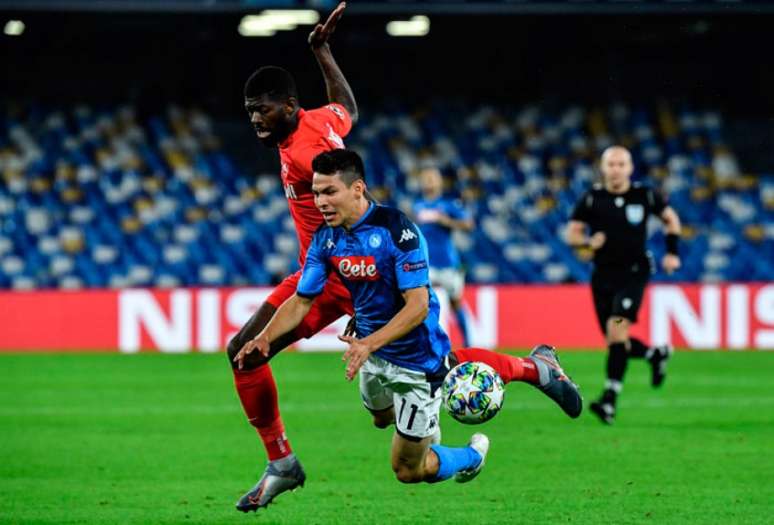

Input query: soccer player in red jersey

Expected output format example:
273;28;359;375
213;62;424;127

230;3;582;513
230;2;359;512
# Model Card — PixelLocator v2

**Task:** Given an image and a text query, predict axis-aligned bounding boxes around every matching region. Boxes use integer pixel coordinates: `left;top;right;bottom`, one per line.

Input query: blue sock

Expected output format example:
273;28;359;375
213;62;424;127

428;444;481;483
455;307;470;347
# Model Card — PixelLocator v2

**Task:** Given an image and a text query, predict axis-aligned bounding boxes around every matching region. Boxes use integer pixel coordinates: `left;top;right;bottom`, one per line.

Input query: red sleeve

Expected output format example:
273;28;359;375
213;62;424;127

307;103;352;138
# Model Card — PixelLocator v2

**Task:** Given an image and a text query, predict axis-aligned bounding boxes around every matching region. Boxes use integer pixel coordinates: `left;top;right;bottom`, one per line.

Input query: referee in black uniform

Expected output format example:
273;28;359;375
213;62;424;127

566;146;682;425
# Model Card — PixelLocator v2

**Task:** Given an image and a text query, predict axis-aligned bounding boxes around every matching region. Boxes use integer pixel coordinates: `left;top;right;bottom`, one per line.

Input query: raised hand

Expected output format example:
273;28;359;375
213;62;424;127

308;1;346;49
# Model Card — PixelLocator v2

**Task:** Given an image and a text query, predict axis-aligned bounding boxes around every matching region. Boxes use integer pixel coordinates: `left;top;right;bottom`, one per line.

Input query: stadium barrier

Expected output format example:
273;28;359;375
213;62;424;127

1;284;772;352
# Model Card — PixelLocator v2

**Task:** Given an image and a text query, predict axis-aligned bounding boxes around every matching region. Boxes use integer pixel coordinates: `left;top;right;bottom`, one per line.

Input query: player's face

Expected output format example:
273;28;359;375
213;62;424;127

244;95;295;147
601;149;633;190
420;168;443;197
312;172;363;228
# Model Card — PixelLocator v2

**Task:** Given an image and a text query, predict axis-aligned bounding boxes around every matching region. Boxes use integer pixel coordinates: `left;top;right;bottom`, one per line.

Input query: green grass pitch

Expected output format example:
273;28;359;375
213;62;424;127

1;351;772;525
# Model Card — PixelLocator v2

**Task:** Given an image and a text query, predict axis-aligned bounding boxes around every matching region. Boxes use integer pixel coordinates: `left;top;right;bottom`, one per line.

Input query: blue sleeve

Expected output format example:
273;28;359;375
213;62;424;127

447;199;470;221
388;214;430;291
296;236;329;298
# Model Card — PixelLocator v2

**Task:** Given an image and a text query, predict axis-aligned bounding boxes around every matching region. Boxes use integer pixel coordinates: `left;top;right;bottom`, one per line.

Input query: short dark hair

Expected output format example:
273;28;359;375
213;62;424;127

244;66;298;101
312;149;366;186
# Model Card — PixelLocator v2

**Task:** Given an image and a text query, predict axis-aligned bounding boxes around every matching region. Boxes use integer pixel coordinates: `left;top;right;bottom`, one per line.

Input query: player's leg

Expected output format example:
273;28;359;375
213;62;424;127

451;345;582;418
390;432;488;484
228;275;300;462
232;275;352;512
386;362;488;484
589;274;622;424
229;276;308;512
619;281;673;387
446;268;471;347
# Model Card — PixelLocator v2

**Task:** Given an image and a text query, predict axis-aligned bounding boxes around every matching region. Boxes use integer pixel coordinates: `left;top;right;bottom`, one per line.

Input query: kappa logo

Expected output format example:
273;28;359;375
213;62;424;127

399;228;417;244
326;239;335;250
331;256;380;281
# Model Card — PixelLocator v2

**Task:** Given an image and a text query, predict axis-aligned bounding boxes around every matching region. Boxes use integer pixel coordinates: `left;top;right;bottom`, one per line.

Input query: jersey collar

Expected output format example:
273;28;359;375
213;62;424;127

278;108;306;149
349;202;376;231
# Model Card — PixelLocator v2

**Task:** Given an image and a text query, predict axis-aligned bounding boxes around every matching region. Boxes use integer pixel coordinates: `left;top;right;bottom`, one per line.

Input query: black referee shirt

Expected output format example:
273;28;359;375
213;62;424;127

570;182;667;269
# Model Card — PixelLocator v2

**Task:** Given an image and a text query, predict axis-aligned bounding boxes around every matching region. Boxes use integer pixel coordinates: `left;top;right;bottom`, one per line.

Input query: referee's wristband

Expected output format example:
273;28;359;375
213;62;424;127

665;233;679;255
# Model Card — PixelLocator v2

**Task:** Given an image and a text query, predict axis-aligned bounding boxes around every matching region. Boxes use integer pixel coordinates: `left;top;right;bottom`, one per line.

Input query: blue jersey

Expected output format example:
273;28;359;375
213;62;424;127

297;204;450;373
413;197;470;269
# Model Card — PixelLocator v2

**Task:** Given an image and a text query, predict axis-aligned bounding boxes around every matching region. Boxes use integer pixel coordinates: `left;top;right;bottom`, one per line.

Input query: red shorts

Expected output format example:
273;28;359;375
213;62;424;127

266;270;354;339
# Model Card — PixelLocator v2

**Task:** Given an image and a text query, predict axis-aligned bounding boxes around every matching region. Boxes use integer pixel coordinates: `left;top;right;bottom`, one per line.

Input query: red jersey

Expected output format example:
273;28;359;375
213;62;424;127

278;103;352;264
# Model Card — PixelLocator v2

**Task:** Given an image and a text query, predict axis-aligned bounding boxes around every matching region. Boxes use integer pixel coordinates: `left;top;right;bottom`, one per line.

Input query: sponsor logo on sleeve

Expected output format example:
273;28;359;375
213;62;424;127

402;261;427;272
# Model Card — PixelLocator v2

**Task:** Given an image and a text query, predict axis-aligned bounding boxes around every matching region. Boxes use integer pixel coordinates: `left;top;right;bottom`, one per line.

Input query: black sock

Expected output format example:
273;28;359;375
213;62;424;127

629;338;649;359
603;342;628;404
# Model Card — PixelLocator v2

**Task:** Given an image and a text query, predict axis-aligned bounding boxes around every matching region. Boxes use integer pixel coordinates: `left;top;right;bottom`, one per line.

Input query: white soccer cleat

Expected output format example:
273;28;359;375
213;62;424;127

454;433;490;483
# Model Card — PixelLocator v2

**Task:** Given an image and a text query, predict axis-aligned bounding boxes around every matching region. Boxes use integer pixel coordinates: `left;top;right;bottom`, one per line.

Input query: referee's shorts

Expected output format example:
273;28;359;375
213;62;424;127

590;265;649;334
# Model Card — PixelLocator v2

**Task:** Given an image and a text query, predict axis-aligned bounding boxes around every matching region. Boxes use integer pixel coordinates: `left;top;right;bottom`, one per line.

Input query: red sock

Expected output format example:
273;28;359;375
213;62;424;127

233;364;292;461
453;347;540;385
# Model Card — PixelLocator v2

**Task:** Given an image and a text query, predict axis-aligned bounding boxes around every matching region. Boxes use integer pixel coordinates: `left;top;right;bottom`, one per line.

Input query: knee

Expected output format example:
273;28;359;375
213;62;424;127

393;464;423;484
226;335;248;368
372;413;394;429
373;418;391;429
606;317;629;343
226;337;268;370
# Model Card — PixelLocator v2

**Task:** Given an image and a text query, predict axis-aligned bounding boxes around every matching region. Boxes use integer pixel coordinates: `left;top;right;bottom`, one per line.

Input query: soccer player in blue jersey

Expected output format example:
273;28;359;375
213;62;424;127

234;149;583;497
235;149;489;486
413;167;474;346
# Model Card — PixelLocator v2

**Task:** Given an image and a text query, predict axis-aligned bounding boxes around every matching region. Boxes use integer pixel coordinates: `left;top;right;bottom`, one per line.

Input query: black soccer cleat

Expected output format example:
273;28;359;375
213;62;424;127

528;344;583;418
235;456;306;512
648;344;673;388
589;399;615;425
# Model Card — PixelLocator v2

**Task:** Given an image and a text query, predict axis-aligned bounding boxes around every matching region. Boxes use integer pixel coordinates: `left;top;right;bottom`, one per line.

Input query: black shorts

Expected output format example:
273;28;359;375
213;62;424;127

590;266;649;334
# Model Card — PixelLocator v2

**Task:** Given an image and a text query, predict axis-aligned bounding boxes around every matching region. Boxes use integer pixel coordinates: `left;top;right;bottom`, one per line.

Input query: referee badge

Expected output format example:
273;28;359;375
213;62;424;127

625;204;644;225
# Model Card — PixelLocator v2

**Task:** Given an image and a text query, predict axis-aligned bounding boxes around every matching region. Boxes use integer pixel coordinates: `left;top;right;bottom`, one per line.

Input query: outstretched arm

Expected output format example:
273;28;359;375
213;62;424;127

309;2;359;123
233;294;314;369
340;287;429;380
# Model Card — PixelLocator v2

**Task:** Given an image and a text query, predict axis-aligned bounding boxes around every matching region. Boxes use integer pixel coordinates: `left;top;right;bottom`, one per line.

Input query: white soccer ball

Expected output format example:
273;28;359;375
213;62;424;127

441;361;505;424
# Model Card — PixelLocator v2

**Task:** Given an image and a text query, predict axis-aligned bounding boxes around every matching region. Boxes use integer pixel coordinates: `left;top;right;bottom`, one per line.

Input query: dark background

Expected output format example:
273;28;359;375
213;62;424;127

2;6;773;170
